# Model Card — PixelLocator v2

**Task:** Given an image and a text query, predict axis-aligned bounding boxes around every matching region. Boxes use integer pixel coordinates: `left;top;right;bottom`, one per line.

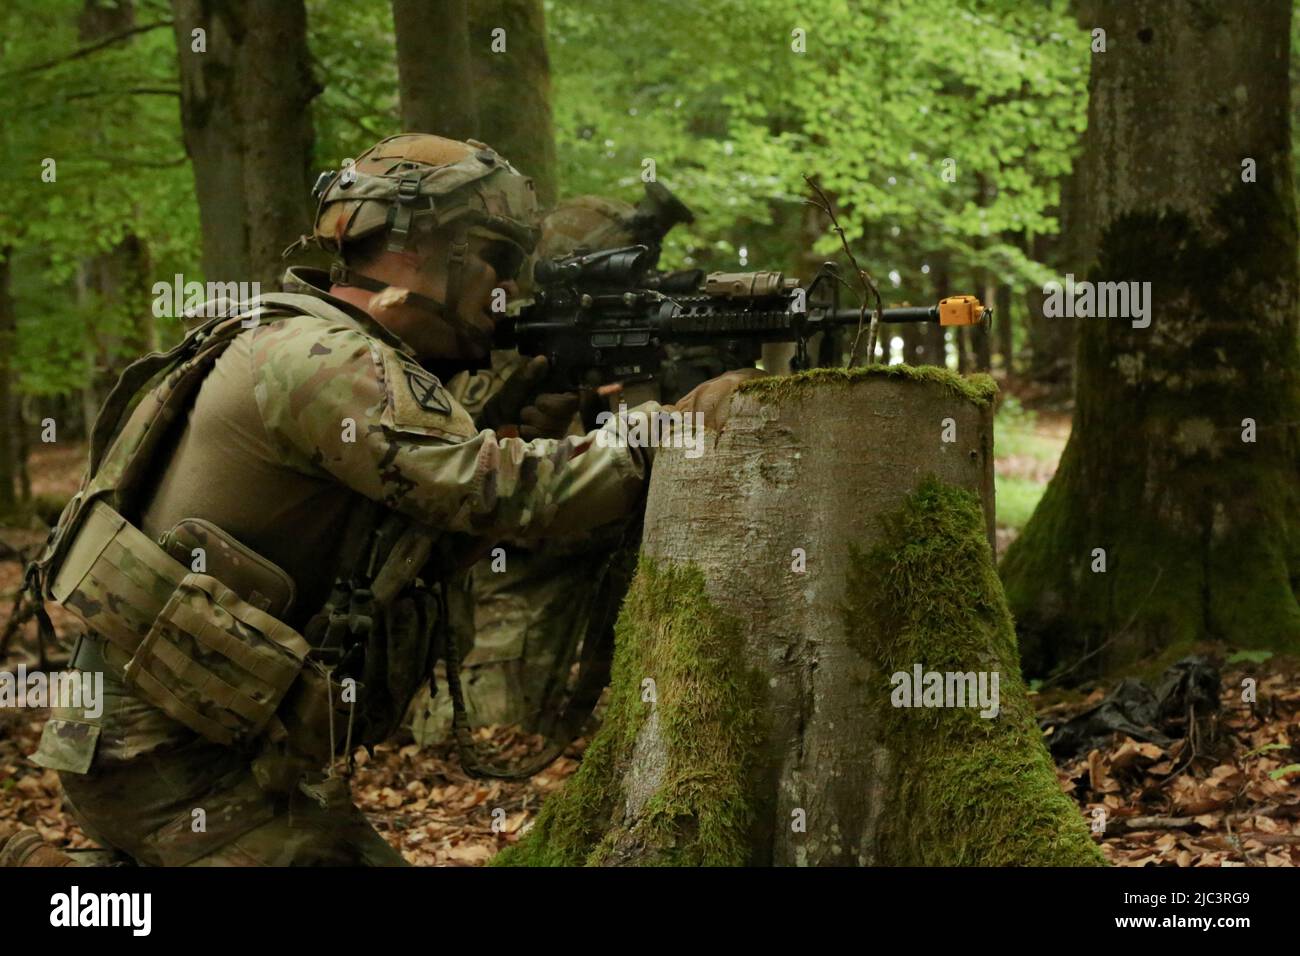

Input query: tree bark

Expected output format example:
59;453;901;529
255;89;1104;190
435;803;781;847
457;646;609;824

467;0;556;207
1023;231;1074;391
1001;0;1300;678
969;271;993;372
499;368;1101;866
0;248;16;515
392;0;478;139
995;281;1014;378
171;0;319;287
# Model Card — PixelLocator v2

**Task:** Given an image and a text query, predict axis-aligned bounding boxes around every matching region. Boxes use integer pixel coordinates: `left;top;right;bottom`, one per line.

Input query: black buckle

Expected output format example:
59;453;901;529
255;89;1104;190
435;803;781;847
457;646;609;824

345;587;375;641
396;173;423;204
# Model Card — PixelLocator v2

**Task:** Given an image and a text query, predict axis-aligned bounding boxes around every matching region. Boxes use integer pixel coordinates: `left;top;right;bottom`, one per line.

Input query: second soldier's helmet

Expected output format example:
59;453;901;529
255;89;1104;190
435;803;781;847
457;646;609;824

536;195;639;262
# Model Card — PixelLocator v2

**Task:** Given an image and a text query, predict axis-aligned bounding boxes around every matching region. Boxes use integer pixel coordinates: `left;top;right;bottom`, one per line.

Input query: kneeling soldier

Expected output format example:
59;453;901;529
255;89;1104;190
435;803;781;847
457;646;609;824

24;133;746;866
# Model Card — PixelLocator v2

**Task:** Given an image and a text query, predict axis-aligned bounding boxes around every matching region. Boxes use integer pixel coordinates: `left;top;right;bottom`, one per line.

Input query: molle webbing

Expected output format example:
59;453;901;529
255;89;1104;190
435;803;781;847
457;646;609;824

51;501;312;749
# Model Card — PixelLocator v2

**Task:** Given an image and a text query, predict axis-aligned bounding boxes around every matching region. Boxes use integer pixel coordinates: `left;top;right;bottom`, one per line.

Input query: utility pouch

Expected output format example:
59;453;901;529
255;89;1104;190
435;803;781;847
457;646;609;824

50;501;315;750
159;518;296;617
123;572;312;749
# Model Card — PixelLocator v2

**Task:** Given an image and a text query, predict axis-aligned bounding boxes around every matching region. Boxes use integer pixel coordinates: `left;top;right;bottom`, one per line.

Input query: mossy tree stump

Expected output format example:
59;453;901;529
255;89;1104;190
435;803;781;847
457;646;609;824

497;367;1102;866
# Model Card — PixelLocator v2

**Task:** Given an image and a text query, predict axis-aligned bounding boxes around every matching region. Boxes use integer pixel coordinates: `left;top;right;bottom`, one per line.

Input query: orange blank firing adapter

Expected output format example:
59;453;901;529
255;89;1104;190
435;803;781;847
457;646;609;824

937;295;988;327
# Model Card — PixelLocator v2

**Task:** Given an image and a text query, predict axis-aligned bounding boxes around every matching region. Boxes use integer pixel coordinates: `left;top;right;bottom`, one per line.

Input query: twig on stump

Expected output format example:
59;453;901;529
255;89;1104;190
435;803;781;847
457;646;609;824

802;175;883;368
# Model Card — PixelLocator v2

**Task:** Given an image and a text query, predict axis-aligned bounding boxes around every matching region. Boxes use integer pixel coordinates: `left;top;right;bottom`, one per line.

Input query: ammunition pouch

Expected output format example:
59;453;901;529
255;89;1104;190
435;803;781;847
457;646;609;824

50;501;322;751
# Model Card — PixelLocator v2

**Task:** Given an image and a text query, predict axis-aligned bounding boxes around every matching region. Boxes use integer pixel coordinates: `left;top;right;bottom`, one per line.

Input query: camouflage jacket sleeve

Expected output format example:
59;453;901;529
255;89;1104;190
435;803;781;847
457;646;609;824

249;316;655;538
444;349;530;419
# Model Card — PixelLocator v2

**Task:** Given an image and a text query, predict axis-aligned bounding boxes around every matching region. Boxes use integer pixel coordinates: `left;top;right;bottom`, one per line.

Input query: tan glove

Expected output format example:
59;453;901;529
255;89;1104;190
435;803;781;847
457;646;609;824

668;367;768;433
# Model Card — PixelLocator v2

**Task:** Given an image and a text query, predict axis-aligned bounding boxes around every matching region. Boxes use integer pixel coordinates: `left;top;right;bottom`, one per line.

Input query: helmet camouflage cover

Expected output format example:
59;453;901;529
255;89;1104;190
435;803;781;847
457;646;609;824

536;195;638;261
311;133;540;259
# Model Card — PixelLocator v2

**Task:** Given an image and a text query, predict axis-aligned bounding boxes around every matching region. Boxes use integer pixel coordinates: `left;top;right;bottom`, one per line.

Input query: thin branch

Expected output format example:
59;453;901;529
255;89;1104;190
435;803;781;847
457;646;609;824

15;87;180;113
2;20;173;78
62;86;180;101
802;175;883;368
73;156;190;171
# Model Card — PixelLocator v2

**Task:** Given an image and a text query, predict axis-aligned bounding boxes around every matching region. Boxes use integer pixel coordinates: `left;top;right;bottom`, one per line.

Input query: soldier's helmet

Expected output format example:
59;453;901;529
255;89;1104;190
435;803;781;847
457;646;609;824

536;196;638;261
309;133;540;263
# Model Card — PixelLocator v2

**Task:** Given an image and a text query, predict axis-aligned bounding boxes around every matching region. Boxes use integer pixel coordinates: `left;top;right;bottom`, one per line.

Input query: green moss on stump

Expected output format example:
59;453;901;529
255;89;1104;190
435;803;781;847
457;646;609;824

493;559;763;867
738;363;998;408
844;478;1105;866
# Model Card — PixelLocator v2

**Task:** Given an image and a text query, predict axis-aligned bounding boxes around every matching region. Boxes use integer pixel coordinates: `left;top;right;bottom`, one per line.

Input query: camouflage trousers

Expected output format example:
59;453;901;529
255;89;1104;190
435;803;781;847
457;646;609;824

409;535;618;743
35;660;405;867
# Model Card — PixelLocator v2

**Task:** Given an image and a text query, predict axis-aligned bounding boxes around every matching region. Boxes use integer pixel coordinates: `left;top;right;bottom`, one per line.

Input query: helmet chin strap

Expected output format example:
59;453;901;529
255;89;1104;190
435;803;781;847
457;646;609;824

329;227;493;358
329;262;448;318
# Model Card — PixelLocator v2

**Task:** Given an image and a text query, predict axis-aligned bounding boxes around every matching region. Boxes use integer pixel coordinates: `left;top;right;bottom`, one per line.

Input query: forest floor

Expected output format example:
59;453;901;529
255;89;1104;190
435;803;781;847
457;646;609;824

4;425;1296;867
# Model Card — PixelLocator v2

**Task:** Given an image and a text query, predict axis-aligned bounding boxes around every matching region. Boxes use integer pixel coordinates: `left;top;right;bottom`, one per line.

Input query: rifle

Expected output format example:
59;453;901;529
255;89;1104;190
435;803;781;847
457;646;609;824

494;244;992;393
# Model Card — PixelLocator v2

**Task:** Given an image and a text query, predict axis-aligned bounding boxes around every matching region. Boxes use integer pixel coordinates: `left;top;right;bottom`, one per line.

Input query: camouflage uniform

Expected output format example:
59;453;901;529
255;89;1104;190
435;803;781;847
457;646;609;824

32;266;659;865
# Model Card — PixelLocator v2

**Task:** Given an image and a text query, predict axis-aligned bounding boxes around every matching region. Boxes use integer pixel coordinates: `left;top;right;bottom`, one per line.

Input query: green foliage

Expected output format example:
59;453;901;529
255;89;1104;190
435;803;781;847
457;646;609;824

548;0;1089;298
0;0;197;396
306;0;400;174
0;0;1091;401
1227;649;1275;665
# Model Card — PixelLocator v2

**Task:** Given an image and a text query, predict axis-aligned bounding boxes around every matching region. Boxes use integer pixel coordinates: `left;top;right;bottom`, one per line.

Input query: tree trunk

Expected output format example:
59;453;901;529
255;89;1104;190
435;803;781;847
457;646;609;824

969;272;993;372
1023;231;1074;391
467;0;556;207
171;0;318;287
498;368;1101;866
77;2;149;429
393;0;478;139
901;259;947;368
1001;0;1300;679
995;281;1014;378
0;248;16;515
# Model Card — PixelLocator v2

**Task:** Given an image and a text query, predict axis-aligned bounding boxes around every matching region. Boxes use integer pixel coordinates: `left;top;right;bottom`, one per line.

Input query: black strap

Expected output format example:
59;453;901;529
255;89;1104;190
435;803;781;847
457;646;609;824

328;263;450;322
20;563;56;669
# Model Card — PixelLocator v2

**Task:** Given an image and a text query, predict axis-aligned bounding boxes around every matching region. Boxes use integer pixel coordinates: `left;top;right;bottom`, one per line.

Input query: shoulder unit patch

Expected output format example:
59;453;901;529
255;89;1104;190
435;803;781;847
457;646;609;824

375;346;477;442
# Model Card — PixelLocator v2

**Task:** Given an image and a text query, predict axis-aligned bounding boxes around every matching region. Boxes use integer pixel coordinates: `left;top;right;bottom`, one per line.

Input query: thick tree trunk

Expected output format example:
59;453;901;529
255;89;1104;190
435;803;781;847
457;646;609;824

467;0;556;207
0;249;16;514
499;368;1101;866
171;0;318;287
393;0;478;139
1001;0;1300;678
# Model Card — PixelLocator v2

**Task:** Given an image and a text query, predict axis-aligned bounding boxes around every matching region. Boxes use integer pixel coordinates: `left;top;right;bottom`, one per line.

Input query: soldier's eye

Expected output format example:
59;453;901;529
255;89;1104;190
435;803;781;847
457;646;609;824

479;240;525;281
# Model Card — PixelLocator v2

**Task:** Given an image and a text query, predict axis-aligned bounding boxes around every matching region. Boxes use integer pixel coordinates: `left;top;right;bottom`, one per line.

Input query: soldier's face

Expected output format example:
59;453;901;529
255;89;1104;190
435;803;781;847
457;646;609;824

361;232;521;362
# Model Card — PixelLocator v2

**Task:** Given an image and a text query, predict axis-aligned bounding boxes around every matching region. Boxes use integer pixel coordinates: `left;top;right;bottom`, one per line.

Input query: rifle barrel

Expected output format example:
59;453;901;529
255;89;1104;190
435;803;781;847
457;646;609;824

825;306;939;325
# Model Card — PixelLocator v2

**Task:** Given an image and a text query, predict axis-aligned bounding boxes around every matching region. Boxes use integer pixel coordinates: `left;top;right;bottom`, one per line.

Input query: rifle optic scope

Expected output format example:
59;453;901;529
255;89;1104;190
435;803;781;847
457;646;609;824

533;245;653;289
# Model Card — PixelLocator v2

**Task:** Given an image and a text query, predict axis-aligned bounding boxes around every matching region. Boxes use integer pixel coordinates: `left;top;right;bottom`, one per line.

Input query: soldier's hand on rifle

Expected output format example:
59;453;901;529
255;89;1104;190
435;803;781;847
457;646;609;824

477;355;582;440
669;367;768;433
